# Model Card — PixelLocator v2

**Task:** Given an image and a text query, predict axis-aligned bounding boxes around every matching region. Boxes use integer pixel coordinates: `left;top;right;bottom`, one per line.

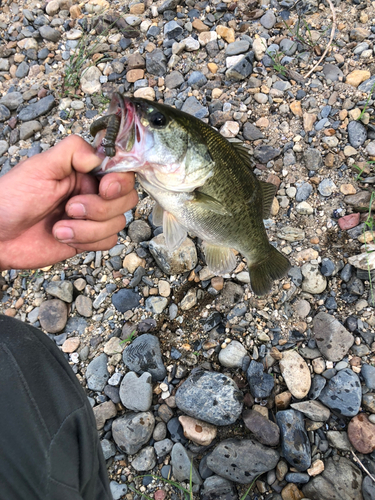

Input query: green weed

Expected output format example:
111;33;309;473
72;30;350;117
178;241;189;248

240;474;261;500
120;329;137;345
353;161;375;182
362;191;375;304
357;78;375;121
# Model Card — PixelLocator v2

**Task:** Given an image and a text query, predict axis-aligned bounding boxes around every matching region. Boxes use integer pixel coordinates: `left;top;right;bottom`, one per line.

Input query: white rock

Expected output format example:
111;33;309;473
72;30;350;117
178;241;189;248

348;246;375;270
183;36;200;51
226;55;244;69
220;121;240;138
134;87;155;100
253;37;267;61
218;340;247;368
66;29;83;40
80;66;102;94
198;31;217;46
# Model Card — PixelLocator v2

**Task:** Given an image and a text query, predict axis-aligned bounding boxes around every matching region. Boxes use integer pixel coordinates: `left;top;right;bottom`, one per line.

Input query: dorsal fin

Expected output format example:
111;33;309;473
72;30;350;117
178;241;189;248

259;181;277;219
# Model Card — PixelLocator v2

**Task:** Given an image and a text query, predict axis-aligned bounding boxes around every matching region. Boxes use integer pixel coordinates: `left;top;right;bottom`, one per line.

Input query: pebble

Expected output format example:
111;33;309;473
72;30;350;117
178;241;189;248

247;360;274;399
348;120;367;148
277;409;311;471
45;281;73;302
178;416;217;446
131;446;157;471
318;369;361;417
279;350;311;399
112;412;155;454
218;340;247;368
149;235;197;274
122;334;166;381
38;299;67;333
93;400;117;430
207;438;279;484
242;409;280;447
348;414;375;454
290;401;330;421
301;263;327;294
175;370;243;425
110;481;128;500
112;289;141;312
200;476;238;500
86;353;109;391
171;443;202;484
18;95;56;121
119;372;153;411
75;295;93;317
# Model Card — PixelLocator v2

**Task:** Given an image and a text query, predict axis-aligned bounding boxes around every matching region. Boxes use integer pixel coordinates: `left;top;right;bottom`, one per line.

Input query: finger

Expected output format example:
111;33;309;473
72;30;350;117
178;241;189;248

53;215;126;244
67;235;120;253
66;189;138;221
98;172;136;200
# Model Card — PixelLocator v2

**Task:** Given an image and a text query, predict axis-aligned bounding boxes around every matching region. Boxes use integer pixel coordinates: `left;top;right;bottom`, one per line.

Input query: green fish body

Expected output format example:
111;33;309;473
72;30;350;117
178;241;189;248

91;94;290;295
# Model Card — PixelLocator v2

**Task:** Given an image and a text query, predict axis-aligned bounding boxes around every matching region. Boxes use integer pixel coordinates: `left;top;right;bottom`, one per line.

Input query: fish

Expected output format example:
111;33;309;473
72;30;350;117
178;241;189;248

90;93;291;295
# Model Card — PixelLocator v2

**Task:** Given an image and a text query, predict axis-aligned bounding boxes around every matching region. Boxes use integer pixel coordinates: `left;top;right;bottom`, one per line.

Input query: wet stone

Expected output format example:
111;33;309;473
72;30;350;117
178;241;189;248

247;360;274;399
207;437;279;484
313;312;354;362
318;368;361;417
112;411;155;454
175;370;243;425
242;409;280;446
122;334;166;381
277;409;311;471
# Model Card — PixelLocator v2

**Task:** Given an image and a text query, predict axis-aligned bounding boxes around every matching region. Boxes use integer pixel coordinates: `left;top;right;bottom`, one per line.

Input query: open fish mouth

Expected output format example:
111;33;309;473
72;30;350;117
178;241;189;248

90;93;148;174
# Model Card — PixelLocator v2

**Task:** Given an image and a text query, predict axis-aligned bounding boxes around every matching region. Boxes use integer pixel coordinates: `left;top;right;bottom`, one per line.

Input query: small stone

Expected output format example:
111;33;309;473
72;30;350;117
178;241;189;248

45;281;73;302
348;414;375;454
86;353;109;391
242;409;280;447
303;113;317;132
260;11;276;29
326;430;352;451
313;312;354;362
216;25;235;43
346;70;371;87
290;101;303;117
93;400;117;430
301;263;327;294
281;483;304;500
19;121;42;141
132;446;156;471
149;234;197;275
62;337;80;353
18;95;56;122
75;295;93;317
171;443;202;484
38;299;67;333
277;409;311;471
362;364;375;390
290;401;330;421
318;369;361;417
123;334;166;381
178;416;217;446
112;412;155;454
112;289;140;312
110;481;128;500
338;213;360;230
39;25;61;42
280;350;311;399
348;120;367;148
307;459;325;477
218;340;247;368
247;360;274;399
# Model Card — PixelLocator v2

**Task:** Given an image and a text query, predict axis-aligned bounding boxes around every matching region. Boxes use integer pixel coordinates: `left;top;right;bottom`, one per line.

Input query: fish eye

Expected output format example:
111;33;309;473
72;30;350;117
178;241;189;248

149;111;167;128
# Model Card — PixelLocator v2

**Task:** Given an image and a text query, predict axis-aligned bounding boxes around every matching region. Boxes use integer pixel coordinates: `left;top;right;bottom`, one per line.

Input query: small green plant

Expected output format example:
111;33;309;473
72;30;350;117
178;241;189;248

239;474;261;500
353;161;375;182
357;79;375;121
268;50;288;76
362;191;375;304
282;16;332;51
120;329;137;345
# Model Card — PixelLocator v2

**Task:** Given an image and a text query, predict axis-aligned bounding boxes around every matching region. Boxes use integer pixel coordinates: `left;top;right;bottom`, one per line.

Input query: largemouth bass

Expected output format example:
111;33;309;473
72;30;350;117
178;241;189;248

90;93;290;295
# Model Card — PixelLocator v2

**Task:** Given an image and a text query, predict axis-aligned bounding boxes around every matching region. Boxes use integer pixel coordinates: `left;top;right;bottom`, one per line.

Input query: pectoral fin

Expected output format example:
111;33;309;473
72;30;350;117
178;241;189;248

203;242;237;274
163;211;187;251
152;203;164;227
193;191;232;216
259;181;277;219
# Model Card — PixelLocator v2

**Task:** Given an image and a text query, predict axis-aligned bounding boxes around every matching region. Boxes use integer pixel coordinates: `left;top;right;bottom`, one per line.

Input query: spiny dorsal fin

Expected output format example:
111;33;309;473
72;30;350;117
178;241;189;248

203;242;237;275
259;181;277;219
193;191;232;216
163;211;187;251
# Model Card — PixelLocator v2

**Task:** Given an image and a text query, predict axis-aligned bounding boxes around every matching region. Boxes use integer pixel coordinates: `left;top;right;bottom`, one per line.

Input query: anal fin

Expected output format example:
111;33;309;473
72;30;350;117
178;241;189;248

163;211;187;251
203;242;237;274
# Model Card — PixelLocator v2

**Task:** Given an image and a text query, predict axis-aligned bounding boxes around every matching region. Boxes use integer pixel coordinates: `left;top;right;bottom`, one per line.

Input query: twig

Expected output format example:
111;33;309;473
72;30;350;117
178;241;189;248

304;0;336;79
351;451;375;483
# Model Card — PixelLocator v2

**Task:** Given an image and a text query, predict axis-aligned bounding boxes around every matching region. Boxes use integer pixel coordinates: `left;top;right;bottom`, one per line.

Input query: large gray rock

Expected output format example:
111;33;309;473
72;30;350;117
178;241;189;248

313;312;354;361
302;456;363;500
318;369;361;417
122;334;166;381
18;95;56;121
112;412;155;454
171;443;202;484
207;438;279;484
175;370;243;425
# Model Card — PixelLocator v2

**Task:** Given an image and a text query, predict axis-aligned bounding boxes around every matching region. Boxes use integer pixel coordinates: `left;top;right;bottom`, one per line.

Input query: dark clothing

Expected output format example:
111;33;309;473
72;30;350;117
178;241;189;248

0;315;112;500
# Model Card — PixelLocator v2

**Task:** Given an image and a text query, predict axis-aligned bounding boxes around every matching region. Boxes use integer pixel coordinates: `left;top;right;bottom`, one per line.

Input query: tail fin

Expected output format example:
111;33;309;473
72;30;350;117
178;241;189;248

249;245;291;296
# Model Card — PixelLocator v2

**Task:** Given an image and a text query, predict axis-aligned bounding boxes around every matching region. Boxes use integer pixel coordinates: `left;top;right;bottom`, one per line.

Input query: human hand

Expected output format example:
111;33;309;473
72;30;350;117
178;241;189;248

0;135;138;271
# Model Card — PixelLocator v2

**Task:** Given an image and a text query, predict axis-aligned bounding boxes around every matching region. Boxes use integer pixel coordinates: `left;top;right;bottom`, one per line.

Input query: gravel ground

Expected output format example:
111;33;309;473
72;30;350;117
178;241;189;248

1;0;375;499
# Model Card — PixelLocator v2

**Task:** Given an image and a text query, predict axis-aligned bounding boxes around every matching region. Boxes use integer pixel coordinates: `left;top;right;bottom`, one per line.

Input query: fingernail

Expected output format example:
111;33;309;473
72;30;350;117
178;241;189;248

68;203;86;218
54;227;74;242
105;181;121;199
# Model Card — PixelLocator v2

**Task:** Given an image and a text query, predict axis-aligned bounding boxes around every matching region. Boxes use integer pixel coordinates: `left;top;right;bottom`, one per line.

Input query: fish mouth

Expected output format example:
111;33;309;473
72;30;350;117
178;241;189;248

92;93;148;174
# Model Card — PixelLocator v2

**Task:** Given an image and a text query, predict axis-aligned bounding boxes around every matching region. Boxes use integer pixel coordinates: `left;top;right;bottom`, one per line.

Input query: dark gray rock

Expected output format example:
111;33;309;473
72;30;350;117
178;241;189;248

175;370;243;425
309;375;326;400
0;104;11;122
200;476;238;500
112;412;155;454
318;368;361;417
112;289;141;312
86;353;109;391
313;312;354;362
296;182;313;202
242;409;280;446
38;299;67;333
181;95;208;117
254;145;281;163
304;148;322;171
145;49;167;76
242;122;264;141
285;472;310;483
171;443;202;484
167;417;187;444
207;438;279;484
247;360;274;399
276;409;311;471
165;71;184;89
119;371;153;411
225;40;250;56
348;120;367;148
226;52;254;81
18;95;56;121
187;71;207;87
358;75;375;92
302;456;363;500
321;258;336;277
127;220;152;242
101;439;116;460
39;25;61;42
122;334;166;381
16;61;30;79
158;0;180;13
362;364;375;390
362;475;375;500
164;20;183;39
154;438;173;458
